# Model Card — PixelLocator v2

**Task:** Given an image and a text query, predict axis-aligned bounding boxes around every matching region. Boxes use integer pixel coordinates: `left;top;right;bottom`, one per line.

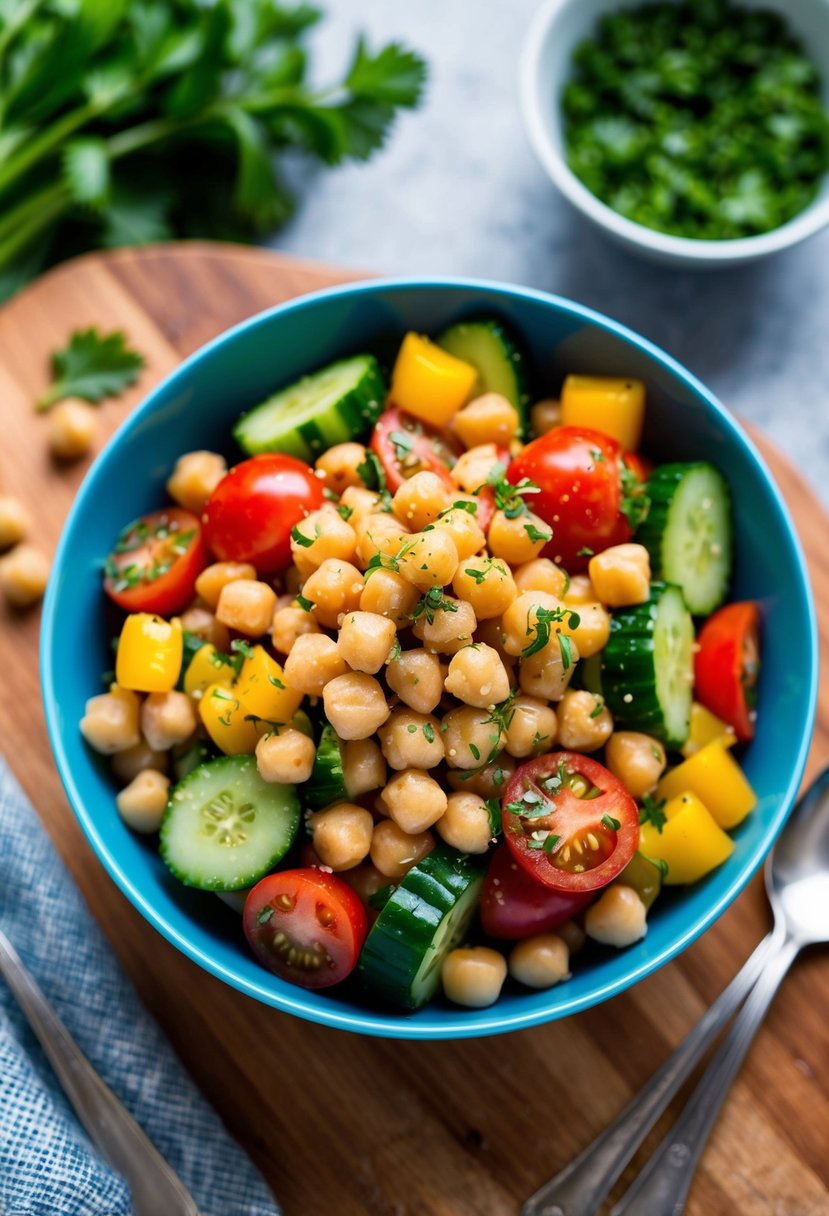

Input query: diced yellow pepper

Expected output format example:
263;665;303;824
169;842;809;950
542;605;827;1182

116;613;182;693
680;701;736;759
183;643;236;697
198;684;263;755
560;375;646;452
234;645;302;725
640;791;734;885
390;332;477;428
657;740;756;830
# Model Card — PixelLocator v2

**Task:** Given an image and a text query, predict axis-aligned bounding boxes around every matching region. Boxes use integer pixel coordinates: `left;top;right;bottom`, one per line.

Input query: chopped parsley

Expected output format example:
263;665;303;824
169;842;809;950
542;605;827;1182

336;503;354;522
423;722;436;743
525;522;552;544
601;813;621;831
482;468;542;519
522;604;581;660
463;566;487;585
290;523;315;548
295;593;314;613
639;793;667;833
576;546;594;558
409;586;458;626
589;698;605;719
356;449;387;493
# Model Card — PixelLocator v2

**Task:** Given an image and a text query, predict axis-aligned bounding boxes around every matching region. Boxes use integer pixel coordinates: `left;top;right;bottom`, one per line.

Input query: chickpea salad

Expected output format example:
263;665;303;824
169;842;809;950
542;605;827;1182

82;319;761;1012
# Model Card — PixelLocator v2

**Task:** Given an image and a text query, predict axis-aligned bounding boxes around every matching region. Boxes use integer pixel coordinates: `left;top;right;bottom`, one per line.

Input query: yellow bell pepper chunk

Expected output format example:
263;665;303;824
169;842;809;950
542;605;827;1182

657;740;756;830
560;375;646;452
116;613;182;693
640;792;734;885
390;332;477;428
183;643;236;697
234;645;302;726
680;701;736;758
198;684;263;755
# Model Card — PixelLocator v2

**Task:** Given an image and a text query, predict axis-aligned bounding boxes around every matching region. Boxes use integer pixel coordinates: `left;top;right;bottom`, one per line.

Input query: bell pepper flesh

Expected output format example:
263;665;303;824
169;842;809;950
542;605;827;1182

116;613;182;693
680;701;737;759
183;643;236;697
233;645;302;725
657;740;756;830
640;791;735;885
198;684;264;755
390;332;477;428
560;375;646;452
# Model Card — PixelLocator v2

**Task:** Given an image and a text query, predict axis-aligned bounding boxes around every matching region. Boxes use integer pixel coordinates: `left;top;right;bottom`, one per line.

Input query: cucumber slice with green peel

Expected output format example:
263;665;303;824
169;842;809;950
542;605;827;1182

601;582;694;748
160;755;300;891
637;462;732;616
358;847;485;1010
234;354;386;461
437;318;531;435
304;724;347;811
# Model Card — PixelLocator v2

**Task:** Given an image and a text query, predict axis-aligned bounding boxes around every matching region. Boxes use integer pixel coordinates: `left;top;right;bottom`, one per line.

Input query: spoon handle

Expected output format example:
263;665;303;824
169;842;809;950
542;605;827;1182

520;930;777;1216
610;933;800;1216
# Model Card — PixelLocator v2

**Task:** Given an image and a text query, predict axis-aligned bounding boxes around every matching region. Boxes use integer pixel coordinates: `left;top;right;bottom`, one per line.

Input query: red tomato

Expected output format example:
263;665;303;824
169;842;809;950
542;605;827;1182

203;454;324;574
243;868;368;989
370;407;458;494
480;844;592;940
694;601;760;742
623;451;653;484
502;752;639;893
507;427;632;571
103;508;206;615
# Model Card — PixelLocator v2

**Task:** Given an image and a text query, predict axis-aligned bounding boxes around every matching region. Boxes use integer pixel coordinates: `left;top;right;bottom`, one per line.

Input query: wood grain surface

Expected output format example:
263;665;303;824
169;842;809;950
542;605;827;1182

0;243;827;1216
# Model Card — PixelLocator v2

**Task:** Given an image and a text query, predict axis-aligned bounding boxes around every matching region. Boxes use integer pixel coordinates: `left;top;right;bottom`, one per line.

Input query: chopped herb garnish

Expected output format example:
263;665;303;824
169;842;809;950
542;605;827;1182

619;461;650;530
407;723;418;733
601;813;621;831
485;798;503;838
482;469;542;520
386;639;402;664
521;604;581;660
409;586;458;626
576;546;594;558
256;906;274;925
543;833;561;855
231;639;255;660
639;793;668;833
267;674;286;689
337;504;354;522
525;522;552;544
356;450;388;496
558;634;574;671
291;524;315;548
468;743;481;761
589;699;604;719
296;593;314;613
463;566;488;585
423;722;435;743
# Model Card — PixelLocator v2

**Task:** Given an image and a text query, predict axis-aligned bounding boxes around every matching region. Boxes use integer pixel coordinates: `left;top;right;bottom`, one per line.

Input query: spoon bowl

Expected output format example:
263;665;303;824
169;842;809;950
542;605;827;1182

767;768;829;945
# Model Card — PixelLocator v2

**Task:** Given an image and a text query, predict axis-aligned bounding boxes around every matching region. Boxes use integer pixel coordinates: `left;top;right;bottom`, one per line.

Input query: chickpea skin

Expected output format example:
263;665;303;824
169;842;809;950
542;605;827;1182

556;689;613;752
309;803;374;871
605;732;666;799
323;672;390;740
437;792;495;854
255;728;316;784
379;769;448;834
370;820;434;881
444;643;511;709
442;706;505;771
442;947;507;1008
378;709;445;771
385;648;444;714
509;935;571;989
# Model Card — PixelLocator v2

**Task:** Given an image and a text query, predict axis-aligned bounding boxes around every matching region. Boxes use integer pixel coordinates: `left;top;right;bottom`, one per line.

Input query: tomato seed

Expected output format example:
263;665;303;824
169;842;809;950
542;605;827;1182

275;893;295;911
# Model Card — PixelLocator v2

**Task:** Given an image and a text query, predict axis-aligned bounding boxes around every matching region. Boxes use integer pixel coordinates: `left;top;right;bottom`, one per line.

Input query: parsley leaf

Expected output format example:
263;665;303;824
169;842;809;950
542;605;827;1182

290;523;315;548
639;793;668;833
619;461;650;530
525;522;552;544
409;586;458;626
37;328;144;411
522;604;581;659
356;449;387;493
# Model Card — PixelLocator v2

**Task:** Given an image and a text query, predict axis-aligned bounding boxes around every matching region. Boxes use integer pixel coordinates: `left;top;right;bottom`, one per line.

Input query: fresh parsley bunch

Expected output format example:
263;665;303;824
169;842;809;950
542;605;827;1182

0;0;427;298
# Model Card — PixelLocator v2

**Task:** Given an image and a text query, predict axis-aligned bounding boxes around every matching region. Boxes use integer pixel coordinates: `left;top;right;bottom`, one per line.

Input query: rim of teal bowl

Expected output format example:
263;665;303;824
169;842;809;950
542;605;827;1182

40;275;818;1039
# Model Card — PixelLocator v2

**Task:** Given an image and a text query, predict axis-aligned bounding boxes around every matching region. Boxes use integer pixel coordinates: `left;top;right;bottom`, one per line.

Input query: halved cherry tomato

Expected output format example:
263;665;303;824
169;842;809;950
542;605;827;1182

622;451;653;484
506;427;634;571
243;868;368;989
502;752;639;893
480;844;592;940
203;454;324;575
370;407;458;494
103;508;206;615
694;601;760;743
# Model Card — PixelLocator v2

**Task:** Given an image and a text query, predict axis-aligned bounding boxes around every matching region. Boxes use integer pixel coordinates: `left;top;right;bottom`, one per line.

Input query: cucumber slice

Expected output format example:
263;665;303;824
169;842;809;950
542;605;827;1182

637;462;732;615
358;847;484;1010
304;724;347;811
234;354;386;461
160;755;300;891
437;318;531;435
601;582;694;748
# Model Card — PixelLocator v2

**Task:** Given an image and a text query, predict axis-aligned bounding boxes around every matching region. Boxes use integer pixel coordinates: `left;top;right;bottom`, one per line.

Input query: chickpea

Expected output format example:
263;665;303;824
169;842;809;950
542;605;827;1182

255;728;315;784
195;562;257;610
473;617;514;667
585;885;648;948
589;544;651;607
283;565;304;597
557;919;587;957
80;687;141;754
452;393;520;449
563;574;596;605
116;770;170;834
530;398;561;436
359;567;419;624
487;509;552;566
442;947;507;1008
432;507;486;562
444;643;510;709
215;578;277;636
605;732;666;799
339;485;382;530
342;738;386;798
323;672;390;740
283;634;348;696
355;514;409;568
166;450;226;512
437;791;494;853
565;601;611;659
0;496;30;550
442;706;504;770
518;638;579;702
451;444;503;493
291;507;358;569
179;605;231;652
140;690;197;751
301;559;364;628
513;558;569;598
398;530;459;591
392;471;452;530
378;709;445;771
309;803;374;871
504;695;557;758
446;752;515;799
370;820;434;880
385;647;444;714
337;610;397;674
271;603;320;654
48;399;97;461
509;935;570;989
556;689;613;752
110;740;167;785
452;556;516;620
412;597;477;656
341;861;389;905
380;769;448;834
0;544;49;607
315;442;368;495
501;591;563;657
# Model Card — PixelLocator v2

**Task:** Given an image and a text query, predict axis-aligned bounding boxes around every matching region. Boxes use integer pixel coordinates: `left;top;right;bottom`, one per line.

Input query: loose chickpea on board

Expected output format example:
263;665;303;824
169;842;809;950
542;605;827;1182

0;497;31;551
0;544;50;607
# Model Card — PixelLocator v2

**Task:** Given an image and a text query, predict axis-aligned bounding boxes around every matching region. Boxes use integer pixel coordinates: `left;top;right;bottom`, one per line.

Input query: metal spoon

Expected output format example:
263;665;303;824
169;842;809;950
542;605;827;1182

522;766;829;1216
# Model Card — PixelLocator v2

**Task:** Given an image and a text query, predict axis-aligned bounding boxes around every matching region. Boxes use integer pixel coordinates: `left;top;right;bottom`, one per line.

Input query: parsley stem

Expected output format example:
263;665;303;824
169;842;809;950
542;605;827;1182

0;98;102;195
0;0;46;71
0;180;68;246
0;189;69;270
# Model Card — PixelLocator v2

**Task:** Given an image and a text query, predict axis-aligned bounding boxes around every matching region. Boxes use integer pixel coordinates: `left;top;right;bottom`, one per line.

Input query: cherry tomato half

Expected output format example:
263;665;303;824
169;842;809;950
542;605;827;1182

203;454;324;575
103;508;206;615
370;407;459;494
694;601;760;743
507;427;632;571
243;868;368;989
480;844;592;940
502;752;639;893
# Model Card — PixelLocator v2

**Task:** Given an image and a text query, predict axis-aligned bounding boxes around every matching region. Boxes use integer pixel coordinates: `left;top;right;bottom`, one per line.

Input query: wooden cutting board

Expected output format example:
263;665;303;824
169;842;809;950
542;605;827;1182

1;243;827;1216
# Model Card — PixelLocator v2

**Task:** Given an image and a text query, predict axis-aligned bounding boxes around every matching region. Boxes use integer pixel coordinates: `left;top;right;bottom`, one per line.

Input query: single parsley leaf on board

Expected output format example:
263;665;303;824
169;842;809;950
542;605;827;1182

37;327;145;411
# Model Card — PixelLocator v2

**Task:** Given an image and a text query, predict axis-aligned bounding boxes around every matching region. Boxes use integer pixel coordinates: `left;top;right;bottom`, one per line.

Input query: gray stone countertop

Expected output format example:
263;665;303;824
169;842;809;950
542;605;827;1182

272;0;829;508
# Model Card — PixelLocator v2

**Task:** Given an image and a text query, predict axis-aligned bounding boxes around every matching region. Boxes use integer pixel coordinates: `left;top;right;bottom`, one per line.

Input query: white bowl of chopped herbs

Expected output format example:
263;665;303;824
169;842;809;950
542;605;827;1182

521;0;829;267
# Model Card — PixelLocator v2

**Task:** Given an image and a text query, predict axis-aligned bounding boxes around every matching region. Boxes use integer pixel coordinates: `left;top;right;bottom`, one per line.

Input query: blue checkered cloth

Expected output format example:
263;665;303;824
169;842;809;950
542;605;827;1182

0;759;280;1216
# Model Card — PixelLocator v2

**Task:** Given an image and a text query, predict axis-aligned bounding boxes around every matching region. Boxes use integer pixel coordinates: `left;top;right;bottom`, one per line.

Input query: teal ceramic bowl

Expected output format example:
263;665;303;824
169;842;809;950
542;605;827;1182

41;278;817;1038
